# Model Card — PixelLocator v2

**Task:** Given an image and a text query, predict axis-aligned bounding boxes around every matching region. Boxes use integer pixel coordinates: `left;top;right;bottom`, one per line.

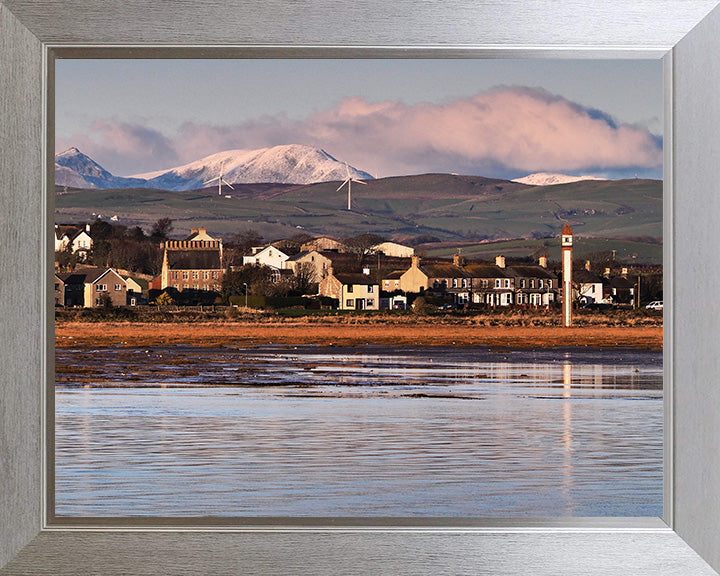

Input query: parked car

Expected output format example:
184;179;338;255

646;300;663;310
438;303;455;310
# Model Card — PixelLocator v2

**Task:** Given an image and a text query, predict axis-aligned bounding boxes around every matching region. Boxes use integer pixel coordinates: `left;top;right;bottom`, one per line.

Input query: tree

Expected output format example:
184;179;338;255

344;233;386;255
154;292;174;306
274;232;315;256
293;262;318;295
221;264;273;302
151;218;173;239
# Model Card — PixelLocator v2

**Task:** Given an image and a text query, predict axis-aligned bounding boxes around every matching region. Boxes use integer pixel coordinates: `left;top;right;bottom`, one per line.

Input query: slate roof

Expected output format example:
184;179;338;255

167;249;222;270
572;269;602;284
419;264;471;279
463;264;509;279
383;270;405;280
335;273;377;286
58;267;117;285
506;265;557;280
609;276;635;289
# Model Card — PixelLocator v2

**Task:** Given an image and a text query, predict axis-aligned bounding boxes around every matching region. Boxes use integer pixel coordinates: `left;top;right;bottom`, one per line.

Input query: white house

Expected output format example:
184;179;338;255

371;241;415;258
55;224;93;259
242;245;290;270
318;269;380;310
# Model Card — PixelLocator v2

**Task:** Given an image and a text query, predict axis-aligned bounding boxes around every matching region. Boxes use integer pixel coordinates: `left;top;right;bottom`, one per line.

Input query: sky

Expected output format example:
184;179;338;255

55;59;663;180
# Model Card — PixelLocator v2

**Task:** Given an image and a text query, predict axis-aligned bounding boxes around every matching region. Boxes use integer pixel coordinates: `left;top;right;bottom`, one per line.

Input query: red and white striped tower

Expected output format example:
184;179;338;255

561;222;573;327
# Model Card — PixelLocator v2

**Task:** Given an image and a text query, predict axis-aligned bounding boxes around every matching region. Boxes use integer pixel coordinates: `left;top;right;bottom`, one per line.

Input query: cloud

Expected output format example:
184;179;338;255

57;87;663;179
56;119;180;176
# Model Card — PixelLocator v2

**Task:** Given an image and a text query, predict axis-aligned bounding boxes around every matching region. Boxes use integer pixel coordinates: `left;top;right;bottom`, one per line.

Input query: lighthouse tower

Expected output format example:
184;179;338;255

561;222;573;327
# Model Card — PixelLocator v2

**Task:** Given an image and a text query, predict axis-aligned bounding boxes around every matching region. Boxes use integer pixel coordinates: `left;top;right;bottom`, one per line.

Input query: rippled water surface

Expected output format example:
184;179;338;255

55;345;663;517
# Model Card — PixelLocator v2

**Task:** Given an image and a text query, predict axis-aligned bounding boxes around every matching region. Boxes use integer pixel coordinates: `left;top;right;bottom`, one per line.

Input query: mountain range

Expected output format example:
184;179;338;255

56;145;373;191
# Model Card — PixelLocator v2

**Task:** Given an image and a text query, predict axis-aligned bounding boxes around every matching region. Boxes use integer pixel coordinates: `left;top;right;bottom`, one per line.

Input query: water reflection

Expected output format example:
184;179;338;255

55;345;662;518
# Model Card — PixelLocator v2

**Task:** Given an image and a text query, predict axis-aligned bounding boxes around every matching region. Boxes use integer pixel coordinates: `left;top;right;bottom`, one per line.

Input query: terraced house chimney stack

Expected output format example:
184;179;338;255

538;255;547;268
495;255;505;269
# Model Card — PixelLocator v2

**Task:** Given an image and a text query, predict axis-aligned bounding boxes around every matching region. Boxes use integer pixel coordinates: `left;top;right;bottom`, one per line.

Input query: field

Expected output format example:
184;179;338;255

55;174;662;260
56;312;663;351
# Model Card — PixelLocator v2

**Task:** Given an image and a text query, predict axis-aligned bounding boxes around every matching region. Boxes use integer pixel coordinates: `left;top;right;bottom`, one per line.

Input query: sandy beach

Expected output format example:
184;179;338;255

55;320;662;351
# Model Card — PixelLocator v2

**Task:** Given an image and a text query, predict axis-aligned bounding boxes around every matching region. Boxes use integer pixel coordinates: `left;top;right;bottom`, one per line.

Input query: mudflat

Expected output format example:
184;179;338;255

56;321;662;351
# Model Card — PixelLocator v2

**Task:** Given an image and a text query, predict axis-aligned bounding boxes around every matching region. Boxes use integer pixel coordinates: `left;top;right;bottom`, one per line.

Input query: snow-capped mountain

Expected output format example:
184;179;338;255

55;147;146;189
512;172;608;186
55;163;95;190
132;144;373;191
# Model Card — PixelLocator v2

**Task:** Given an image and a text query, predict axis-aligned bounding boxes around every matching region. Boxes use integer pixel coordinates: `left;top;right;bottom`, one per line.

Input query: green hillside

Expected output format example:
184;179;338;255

55;174;662;259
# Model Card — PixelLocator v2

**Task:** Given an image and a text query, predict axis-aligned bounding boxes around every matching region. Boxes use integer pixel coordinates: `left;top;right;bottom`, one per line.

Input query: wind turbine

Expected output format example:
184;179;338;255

203;160;235;196
336;162;366;210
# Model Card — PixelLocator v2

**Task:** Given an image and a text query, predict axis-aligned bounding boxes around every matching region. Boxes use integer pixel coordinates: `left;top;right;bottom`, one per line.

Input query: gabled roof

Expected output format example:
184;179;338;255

572;269;602;284
562;222;573;235
335;273;378;286
463;264;508;279
250;245;289;259
167;249;222;270
57;266;118;285
418;264;471;279
383;270;405;280
506;265;557;280
610;276;635;288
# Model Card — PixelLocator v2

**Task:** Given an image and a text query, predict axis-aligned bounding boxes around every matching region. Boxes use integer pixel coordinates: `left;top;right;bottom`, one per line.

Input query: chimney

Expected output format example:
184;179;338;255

327;266;334;278
190;228;198;235
362;267;370;275
538;255;547;268
495;255;505;269
453;253;464;267
604;267;611;277
621;267;628;276
585;260;591;271
199;227;206;234
85;223;90;233
411;255;420;268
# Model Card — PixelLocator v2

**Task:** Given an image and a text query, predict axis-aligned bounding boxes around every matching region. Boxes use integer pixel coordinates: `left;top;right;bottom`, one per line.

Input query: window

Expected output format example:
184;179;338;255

453;278;458;288
538;279;543;289
203;271;209;280
368;285;373;293
530;279;535;288
193;284;199;290
114;284;122;291
504;279;510;288
96;284;107;292
547;280;552;288
345;299;353;307
347;285;353;293
495;279;501;288
182;271;189;280
172;271;178;280
367;298;375;307
482;279;488;288
520;279;526;288
193;271;199;279
212;271;218;279
384;281;389;287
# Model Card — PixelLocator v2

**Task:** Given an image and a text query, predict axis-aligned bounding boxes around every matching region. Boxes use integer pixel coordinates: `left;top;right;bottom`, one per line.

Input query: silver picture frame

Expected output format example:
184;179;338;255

2;1;720;574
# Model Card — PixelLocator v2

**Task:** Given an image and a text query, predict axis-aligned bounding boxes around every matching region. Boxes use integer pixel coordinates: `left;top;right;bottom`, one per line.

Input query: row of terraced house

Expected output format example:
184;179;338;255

54;225;637;309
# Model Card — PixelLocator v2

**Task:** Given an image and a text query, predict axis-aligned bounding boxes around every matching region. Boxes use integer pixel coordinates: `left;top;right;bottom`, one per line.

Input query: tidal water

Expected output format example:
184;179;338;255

55;345;663;517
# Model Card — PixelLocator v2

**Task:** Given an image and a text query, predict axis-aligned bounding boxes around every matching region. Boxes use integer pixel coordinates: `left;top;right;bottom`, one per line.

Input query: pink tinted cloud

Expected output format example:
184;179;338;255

58;87;662;178
171;87;662;177
56;119;179;176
